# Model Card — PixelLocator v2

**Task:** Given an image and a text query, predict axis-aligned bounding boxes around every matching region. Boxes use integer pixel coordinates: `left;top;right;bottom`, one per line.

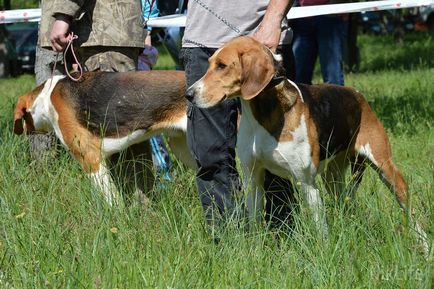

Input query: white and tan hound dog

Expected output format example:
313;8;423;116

186;36;428;249
14;70;194;205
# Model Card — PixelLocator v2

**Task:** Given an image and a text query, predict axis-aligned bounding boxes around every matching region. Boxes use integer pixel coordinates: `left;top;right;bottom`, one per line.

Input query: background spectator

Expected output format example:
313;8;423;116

140;0;173;181
291;0;348;85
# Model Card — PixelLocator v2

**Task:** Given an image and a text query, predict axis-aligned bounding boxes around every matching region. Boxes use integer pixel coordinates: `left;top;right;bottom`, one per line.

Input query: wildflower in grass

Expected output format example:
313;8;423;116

15;212;25;219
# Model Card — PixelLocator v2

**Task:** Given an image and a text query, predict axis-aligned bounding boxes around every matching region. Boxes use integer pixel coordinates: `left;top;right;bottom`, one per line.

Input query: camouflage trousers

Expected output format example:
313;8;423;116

77;46;139;72
34;46;140;85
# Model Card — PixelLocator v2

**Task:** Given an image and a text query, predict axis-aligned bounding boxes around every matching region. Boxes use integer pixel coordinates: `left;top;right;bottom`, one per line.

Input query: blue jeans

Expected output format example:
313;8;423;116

292;15;347;85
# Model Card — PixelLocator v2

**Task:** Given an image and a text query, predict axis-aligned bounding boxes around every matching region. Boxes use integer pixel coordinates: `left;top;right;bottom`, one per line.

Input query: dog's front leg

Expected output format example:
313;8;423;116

89;162;121;206
302;182;328;238
245;167;266;228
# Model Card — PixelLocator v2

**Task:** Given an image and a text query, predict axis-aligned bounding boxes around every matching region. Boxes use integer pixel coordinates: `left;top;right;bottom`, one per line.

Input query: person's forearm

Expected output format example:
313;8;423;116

253;0;294;51
49;1;84;52
262;0;293;28
52;0;85;18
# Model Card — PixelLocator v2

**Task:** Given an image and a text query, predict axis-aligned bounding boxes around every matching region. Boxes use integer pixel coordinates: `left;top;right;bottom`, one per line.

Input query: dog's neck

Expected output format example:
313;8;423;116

264;75;286;91
239;78;302;140
256;79;299;110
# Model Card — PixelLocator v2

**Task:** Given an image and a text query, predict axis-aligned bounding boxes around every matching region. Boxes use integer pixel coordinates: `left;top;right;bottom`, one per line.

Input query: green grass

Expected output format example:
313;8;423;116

0;33;433;288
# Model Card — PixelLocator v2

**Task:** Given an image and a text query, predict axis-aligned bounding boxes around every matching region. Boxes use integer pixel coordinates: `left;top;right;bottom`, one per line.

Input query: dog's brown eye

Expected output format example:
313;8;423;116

216;63;227;70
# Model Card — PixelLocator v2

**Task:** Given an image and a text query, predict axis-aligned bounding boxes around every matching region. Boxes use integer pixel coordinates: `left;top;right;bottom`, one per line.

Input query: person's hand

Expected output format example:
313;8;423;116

252;17;282;52
50;14;72;52
253;0;293;52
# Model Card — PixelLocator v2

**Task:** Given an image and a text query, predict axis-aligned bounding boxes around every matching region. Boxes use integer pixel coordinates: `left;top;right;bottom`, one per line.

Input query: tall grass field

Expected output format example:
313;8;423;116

0;33;433;288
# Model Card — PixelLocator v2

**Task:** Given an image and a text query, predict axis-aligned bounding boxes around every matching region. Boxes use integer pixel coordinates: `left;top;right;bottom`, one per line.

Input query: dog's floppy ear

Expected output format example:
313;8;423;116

240;48;275;100
13;95;34;135
13;96;27;135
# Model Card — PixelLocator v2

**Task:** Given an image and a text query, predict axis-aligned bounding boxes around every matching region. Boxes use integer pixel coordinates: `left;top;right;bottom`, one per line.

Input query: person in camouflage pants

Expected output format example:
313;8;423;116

34;0;154;198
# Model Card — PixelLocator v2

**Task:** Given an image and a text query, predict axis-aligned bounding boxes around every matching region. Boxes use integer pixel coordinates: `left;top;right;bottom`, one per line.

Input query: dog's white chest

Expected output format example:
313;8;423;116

238;109;314;181
31;75;66;144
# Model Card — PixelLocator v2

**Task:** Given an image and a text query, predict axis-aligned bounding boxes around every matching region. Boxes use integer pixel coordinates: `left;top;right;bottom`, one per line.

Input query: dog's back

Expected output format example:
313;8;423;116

297;83;367;160
54;71;187;138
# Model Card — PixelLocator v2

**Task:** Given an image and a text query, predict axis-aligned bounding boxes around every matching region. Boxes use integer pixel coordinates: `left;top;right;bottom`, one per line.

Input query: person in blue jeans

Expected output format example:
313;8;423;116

140;0;173;181
292;0;348;85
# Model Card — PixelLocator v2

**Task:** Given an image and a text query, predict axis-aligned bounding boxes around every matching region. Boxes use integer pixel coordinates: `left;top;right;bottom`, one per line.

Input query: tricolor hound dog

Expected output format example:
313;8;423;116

14;70;194;205
186;36;428;249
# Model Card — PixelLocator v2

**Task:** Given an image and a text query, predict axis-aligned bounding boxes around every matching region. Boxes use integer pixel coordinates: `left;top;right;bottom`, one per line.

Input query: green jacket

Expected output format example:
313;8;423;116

40;0;145;48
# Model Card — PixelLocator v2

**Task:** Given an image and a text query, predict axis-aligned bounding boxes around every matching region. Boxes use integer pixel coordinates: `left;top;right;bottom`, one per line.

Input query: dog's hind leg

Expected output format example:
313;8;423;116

360;143;429;253
346;155;367;200
356;122;429;254
321;152;349;201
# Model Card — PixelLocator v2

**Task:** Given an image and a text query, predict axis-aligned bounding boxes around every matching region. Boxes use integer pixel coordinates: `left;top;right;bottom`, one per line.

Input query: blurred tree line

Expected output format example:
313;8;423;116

3;0;39;9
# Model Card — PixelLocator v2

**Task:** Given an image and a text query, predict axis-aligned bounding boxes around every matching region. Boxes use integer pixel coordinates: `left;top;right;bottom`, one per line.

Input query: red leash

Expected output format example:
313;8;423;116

63;32;83;81
50;32;83;86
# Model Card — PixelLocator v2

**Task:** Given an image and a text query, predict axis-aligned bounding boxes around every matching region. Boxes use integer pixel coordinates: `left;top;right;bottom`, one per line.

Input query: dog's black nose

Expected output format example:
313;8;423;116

185;87;195;102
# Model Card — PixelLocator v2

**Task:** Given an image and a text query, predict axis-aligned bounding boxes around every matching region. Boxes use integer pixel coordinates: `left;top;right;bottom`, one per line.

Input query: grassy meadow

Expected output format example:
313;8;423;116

0;32;433;288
